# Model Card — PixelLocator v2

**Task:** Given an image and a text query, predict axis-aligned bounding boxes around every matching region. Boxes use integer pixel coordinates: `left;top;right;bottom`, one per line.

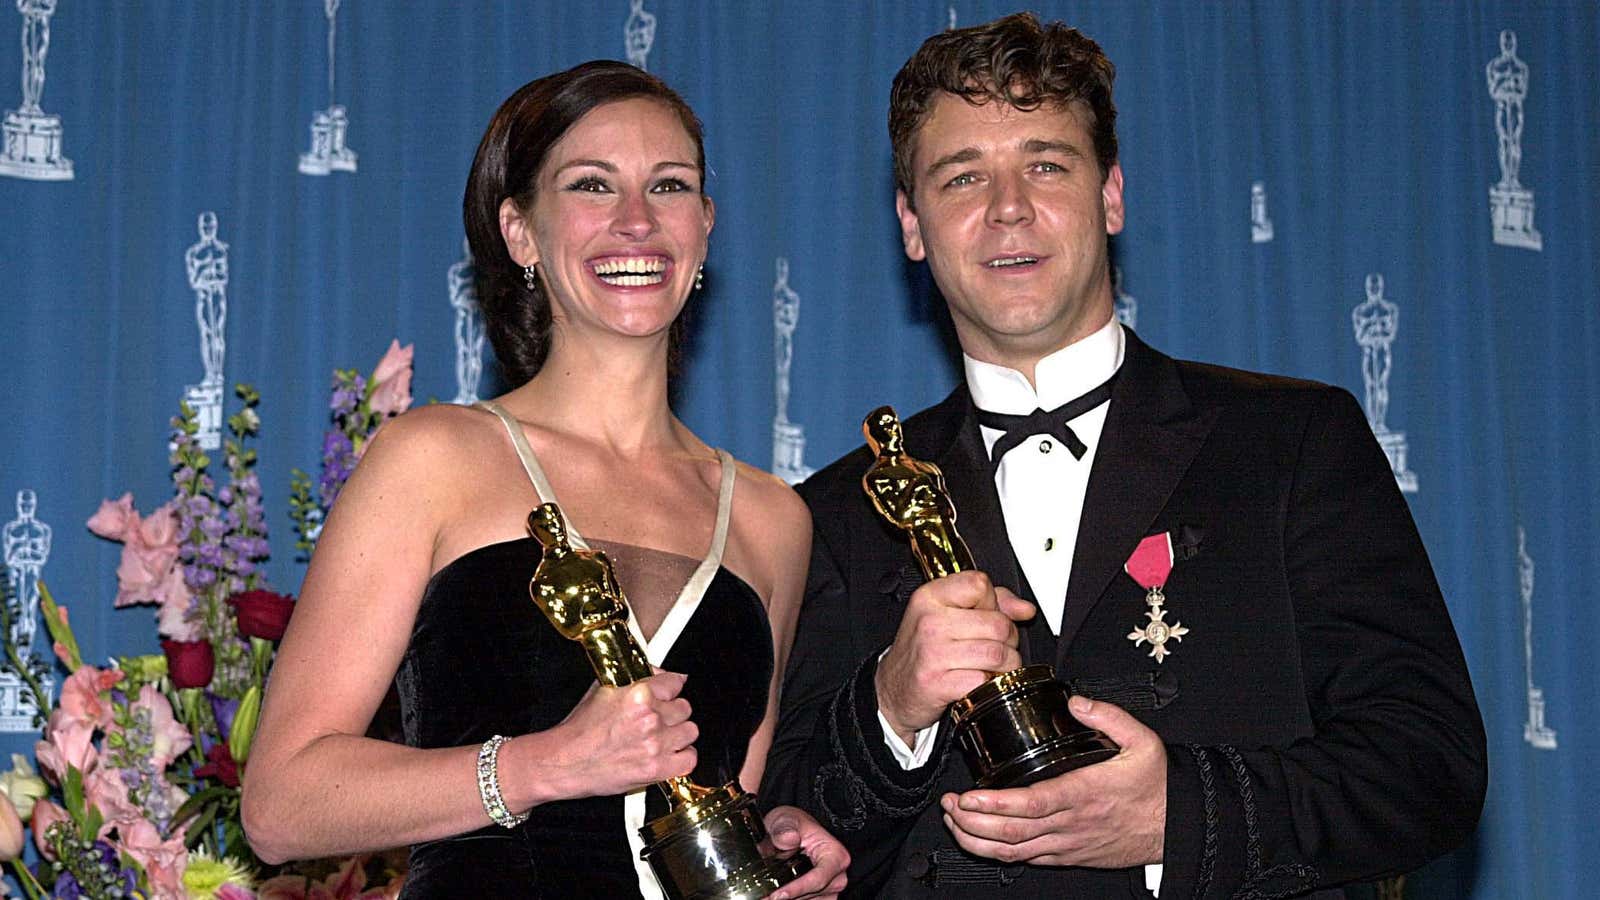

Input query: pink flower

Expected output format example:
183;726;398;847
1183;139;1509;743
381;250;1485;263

84;764;141;835
86;494;138;540
260;856;393;900
138;499;182;547
35;709;97;782
134;684;192;770
90;496;192;611
59;665;123;730
117;818;188;900
218;886;257;900
157;584;203;641
0;793;23;862
30;798;67;860
367;340;414;419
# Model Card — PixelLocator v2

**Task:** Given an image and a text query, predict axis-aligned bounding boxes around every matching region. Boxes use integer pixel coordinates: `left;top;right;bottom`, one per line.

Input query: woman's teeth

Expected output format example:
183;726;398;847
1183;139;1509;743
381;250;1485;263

593;257;667;285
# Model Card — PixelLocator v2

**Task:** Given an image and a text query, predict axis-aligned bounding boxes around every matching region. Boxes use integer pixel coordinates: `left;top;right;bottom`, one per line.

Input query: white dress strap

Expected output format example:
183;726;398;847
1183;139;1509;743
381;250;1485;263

475;400;589;550
641;449;737;665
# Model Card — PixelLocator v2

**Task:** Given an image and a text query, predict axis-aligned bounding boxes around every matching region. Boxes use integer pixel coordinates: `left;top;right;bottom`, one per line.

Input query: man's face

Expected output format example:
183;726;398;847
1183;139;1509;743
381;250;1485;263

897;93;1124;373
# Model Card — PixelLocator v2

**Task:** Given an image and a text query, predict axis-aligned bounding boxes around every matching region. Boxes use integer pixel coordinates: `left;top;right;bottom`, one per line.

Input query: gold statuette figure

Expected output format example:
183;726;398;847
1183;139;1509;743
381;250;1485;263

527;503;809;900
862;407;1118;788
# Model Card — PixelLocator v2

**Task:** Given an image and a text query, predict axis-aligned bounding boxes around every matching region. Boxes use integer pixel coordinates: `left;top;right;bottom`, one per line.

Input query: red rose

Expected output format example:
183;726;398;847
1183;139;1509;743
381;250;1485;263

227;590;296;641
161;639;214;690
194;742;240;788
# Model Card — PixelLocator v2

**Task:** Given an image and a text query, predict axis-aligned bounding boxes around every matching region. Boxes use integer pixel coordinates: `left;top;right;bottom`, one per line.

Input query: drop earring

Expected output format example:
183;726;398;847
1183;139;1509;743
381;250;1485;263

693;264;705;292
523;264;537;292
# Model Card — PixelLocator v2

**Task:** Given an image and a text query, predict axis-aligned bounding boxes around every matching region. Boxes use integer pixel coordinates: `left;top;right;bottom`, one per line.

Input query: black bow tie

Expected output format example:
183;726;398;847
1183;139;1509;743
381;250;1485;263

974;369;1119;467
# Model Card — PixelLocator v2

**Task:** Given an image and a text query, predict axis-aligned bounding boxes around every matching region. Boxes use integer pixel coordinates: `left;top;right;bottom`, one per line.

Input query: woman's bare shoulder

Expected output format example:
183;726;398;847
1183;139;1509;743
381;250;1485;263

360;403;503;467
726;457;812;569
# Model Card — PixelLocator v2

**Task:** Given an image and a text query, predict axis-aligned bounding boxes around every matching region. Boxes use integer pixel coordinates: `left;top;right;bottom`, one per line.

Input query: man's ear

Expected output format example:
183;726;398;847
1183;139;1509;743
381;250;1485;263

500;197;539;267
1102;163;1126;236
896;189;926;262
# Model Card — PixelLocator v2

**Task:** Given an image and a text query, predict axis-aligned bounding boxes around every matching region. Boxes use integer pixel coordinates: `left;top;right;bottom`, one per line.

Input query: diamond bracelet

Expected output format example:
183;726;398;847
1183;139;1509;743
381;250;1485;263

476;734;529;828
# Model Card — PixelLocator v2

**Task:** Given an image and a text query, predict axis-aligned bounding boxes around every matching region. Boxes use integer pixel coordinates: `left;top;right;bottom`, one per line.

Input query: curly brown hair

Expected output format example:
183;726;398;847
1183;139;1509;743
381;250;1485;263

888;12;1118;199
462;61;705;386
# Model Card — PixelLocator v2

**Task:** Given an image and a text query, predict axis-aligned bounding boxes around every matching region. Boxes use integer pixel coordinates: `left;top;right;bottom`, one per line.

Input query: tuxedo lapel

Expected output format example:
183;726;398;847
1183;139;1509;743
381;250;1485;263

926;392;1027;607
1056;331;1218;660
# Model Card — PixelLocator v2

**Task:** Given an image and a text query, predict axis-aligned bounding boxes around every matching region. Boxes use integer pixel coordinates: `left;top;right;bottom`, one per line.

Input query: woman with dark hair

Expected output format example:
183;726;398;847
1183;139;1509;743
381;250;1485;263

242;61;848;899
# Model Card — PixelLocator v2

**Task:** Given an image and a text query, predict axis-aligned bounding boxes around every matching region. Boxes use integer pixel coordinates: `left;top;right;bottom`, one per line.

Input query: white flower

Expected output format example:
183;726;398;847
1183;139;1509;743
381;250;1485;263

0;754;49;822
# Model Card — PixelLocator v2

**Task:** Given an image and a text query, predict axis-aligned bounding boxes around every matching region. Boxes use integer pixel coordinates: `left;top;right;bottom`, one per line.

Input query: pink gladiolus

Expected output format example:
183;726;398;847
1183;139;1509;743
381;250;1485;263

367;340;414;419
118;818;188;900
134;684;193;770
139;498;182;547
157;584;203;641
89;496;191;610
217;886;257;900
30;798;67;860
0;793;23;862
35;709;97;782
84;764;142;835
86;494;138;540
59;665;123;730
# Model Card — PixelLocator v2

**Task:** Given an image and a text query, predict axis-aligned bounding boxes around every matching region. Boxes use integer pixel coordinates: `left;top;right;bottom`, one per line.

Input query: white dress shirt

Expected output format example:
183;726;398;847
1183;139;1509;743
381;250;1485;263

876;318;1162;894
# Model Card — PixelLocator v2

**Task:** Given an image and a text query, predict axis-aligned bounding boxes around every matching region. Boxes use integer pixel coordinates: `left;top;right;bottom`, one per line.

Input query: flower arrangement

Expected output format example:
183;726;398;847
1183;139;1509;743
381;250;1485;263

0;342;414;899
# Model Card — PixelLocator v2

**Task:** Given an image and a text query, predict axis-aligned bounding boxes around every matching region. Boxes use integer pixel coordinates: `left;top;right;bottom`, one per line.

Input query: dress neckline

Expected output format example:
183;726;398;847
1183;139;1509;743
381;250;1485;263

475;400;737;663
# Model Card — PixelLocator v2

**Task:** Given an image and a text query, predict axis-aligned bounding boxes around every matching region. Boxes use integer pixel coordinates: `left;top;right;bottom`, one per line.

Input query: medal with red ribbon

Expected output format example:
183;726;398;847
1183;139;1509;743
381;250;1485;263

1124;531;1189;663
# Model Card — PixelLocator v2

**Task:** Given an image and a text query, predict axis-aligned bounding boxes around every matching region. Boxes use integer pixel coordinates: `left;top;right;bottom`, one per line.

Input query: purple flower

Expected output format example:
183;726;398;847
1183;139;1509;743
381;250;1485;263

51;870;83;899
208;692;240;743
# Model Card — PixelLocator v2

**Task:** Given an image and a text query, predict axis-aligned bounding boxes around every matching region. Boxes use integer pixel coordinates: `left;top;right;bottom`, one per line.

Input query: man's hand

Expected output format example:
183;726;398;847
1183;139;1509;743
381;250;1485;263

875;572;1036;744
940;696;1167;868
762;805;850;899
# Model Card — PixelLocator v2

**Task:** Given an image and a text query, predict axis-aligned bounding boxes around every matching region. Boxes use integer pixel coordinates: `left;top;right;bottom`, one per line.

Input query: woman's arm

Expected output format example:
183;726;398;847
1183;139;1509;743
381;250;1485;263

242;407;697;863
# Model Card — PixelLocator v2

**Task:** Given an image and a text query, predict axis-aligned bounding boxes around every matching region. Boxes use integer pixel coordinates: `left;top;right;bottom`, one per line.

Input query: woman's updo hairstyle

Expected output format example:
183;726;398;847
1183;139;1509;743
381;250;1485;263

463;60;707;385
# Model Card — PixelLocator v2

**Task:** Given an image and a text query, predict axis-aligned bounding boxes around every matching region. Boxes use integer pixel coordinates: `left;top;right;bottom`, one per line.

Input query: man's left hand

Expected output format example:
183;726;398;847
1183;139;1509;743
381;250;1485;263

940;695;1166;868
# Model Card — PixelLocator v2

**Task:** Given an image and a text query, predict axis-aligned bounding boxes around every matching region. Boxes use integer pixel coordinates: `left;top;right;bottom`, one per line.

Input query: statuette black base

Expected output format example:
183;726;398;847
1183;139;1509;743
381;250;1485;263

952;664;1120;788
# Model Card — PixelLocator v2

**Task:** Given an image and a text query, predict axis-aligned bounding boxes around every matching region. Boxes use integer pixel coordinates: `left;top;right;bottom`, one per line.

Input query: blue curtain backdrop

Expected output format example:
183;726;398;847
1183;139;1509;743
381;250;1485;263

2;2;1594;896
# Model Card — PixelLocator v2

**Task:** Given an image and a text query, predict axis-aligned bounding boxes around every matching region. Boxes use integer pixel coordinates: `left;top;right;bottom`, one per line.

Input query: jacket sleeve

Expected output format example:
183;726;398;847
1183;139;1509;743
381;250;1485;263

1160;387;1487;899
760;493;953;891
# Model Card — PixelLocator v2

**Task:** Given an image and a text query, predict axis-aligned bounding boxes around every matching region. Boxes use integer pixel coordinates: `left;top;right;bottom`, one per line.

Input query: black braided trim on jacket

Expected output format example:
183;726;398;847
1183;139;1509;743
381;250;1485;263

1186;745;1219;900
812;652;949;832
1219;745;1318;900
922;848;1021;887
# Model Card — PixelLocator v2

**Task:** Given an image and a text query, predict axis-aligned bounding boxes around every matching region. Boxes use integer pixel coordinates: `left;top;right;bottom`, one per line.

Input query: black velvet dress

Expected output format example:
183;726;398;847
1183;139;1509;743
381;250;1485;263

395;539;773;899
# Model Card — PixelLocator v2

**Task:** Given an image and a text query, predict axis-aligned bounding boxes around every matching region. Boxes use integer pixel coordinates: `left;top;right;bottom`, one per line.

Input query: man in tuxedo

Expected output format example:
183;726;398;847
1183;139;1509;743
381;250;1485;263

761;12;1484;899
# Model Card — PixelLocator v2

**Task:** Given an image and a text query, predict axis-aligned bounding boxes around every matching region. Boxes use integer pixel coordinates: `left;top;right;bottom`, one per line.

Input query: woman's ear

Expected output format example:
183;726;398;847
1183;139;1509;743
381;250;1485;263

499;197;539;267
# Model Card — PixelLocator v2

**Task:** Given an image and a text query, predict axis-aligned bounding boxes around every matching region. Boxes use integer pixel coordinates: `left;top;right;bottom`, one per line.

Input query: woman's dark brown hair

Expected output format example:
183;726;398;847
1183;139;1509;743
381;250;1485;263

463;60;706;385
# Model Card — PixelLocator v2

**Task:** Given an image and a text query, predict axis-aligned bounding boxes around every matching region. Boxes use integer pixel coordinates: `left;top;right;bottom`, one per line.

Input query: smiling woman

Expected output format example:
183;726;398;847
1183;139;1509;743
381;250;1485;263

462;64;711;385
499;95;714;350
240;61;849;900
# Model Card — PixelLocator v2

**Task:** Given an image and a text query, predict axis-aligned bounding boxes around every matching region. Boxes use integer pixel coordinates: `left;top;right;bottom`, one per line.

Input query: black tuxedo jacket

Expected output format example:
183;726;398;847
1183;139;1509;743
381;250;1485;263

762;331;1484;899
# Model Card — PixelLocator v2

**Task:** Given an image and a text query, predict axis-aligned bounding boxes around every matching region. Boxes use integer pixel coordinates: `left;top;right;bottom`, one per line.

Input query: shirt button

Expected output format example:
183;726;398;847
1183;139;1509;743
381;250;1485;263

1044;538;1055;551
1040;440;1053;453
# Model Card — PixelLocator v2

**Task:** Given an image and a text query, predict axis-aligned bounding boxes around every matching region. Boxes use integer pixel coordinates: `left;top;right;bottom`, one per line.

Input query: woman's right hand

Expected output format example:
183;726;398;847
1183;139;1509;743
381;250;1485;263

529;671;699;801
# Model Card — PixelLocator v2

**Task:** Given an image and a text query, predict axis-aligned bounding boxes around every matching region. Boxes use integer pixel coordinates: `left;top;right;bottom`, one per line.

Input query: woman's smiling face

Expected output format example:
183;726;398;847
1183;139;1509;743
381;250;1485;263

502;96;714;346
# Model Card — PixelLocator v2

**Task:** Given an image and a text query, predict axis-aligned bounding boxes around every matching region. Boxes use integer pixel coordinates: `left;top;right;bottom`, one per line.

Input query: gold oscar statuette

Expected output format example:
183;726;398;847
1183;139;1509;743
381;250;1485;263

862;406;1119;788
526;503;810;900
